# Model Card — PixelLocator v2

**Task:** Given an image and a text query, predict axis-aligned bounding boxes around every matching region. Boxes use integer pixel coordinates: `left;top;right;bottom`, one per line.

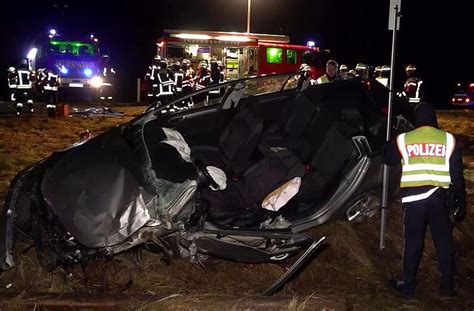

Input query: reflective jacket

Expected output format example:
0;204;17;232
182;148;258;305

396;126;455;202
403;76;424;104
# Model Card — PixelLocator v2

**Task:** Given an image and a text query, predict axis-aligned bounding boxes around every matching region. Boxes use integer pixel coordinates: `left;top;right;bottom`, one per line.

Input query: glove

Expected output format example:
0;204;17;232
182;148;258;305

450;206;466;223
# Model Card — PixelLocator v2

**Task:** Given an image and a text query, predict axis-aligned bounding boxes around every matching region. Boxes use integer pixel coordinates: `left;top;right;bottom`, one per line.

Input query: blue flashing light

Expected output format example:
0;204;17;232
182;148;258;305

83;68;93;77
49;29;57;36
307;40;316;48
90;34;94;39
59;65;68;74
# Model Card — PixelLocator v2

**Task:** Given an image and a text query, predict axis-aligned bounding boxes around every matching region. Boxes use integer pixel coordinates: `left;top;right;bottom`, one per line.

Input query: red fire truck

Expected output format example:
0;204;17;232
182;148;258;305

156;30;329;80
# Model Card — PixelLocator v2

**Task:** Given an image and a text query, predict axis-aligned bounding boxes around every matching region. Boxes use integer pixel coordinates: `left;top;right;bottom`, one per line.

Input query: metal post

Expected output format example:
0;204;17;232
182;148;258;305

380;4;400;251
137;78;141;103
247;0;252;34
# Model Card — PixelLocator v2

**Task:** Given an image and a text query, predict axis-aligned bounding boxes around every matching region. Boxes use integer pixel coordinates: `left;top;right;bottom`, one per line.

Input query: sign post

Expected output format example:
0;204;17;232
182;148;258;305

380;0;401;251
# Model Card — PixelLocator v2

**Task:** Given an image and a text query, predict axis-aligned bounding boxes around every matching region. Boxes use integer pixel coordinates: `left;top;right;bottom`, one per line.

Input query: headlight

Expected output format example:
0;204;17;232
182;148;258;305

83;68;93;77
90;76;103;88
59;65;68;74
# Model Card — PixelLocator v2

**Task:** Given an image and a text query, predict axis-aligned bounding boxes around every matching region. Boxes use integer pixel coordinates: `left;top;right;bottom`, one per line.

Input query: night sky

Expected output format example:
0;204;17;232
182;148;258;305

0;0;472;106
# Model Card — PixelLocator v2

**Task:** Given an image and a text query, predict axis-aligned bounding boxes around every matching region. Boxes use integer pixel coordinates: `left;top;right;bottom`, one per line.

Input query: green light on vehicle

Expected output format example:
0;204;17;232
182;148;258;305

267;48;282;64
49;40;96;56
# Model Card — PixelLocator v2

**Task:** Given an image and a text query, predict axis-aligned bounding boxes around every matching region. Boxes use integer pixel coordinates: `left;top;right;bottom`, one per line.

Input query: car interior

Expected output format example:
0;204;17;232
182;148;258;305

145;78;388;227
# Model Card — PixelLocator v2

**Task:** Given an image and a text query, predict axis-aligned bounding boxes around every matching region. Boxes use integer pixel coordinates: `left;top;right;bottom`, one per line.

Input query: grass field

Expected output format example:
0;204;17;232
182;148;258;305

0;107;473;310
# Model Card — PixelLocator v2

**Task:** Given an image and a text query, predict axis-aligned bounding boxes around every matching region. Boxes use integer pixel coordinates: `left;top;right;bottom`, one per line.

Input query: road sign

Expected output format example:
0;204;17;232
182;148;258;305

388;0;402;30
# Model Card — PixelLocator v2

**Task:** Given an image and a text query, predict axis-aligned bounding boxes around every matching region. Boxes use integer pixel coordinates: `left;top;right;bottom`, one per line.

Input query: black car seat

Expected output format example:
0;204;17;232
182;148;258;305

295;125;356;203
202;149;305;226
192;107;263;175
259;92;318;158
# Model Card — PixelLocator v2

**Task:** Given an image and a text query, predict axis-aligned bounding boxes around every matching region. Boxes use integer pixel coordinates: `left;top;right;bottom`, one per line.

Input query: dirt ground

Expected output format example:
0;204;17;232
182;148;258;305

0;106;473;310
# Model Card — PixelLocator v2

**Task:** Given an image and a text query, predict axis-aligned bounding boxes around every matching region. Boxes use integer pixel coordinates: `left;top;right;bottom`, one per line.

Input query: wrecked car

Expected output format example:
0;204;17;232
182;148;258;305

0;73;414;288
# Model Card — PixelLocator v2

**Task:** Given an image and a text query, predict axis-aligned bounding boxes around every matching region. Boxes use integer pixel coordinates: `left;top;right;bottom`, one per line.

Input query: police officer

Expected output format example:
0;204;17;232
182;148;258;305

145;55;161;103
40;68;60;117
315;59;338;84
382;102;466;297
401;64;425;106
100;54;116;102
7;67;18;102
15;59;34;115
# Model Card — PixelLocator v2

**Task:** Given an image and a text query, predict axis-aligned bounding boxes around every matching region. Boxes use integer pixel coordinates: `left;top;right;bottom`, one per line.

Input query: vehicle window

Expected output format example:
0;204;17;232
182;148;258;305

286;49;297;64
49;41;96;56
266;48;282;64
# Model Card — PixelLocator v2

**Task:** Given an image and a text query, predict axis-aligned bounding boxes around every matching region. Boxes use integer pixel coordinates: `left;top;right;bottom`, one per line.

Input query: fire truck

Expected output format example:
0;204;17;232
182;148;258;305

156;30;329;80
27;29;105;99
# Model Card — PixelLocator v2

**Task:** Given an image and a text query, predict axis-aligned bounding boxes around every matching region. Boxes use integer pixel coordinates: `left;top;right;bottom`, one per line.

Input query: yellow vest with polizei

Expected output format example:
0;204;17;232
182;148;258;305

397;127;455;188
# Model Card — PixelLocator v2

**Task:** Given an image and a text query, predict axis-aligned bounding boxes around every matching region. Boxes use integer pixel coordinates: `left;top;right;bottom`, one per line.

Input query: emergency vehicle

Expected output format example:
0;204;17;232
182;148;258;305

452;82;474;107
157;30;329;80
28;29;104;93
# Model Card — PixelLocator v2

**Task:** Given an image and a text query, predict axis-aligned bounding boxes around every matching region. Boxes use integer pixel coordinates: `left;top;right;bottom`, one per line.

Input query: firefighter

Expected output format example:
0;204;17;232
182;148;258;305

315;59;338;84
191;61;211;104
382;102;466;298
145;55;161;103
355;63;371;91
170;61;185;95
355;63;369;80
41;68;60;117
400;64;425;106
208;59;224;98
182;59;195;79
7;67;17;102
194;61;211;91
375;65;390;87
180;59;194;107
156;59;175;107
217;60;225;82
298;63;314;90
339;64;349;80
100;54;116;103
15;59;34;115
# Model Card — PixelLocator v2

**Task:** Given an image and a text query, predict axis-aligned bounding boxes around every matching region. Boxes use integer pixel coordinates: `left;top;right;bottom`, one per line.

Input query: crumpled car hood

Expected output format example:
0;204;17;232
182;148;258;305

41;127;158;248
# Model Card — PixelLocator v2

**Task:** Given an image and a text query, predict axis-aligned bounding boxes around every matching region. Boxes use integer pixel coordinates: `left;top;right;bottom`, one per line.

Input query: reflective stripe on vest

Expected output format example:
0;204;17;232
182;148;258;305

316;74;330;84
397;127;454;191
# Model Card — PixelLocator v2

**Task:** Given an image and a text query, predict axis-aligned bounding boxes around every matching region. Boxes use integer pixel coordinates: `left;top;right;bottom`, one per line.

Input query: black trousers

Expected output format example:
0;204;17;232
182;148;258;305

402;188;455;292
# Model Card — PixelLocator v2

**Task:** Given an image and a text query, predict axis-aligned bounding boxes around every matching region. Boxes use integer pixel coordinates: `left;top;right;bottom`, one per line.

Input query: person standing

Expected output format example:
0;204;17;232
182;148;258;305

315;59;338;84
401;64;425;106
7;67;18;102
382;102;466;297
15;59;34;115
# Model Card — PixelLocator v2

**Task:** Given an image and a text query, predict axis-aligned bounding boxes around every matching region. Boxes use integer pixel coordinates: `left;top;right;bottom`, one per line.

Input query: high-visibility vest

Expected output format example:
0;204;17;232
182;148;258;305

397;127;455;202
316;74;331;84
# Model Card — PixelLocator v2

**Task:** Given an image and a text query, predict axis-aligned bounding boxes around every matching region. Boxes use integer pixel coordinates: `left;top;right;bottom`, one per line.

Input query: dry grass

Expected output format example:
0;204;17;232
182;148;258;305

0;108;473;310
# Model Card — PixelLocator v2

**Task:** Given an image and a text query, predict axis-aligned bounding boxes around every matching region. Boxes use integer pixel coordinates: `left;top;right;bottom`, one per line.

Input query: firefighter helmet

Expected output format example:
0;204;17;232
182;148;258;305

8;67;15;73
154;55;161;61
355;63;367;71
339;64;348;72
405;64;417;72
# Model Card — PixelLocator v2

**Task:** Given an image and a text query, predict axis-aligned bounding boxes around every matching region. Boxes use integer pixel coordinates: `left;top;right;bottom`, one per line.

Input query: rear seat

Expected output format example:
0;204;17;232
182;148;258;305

294;125;356;203
259;92;319;160
192;107;263;175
